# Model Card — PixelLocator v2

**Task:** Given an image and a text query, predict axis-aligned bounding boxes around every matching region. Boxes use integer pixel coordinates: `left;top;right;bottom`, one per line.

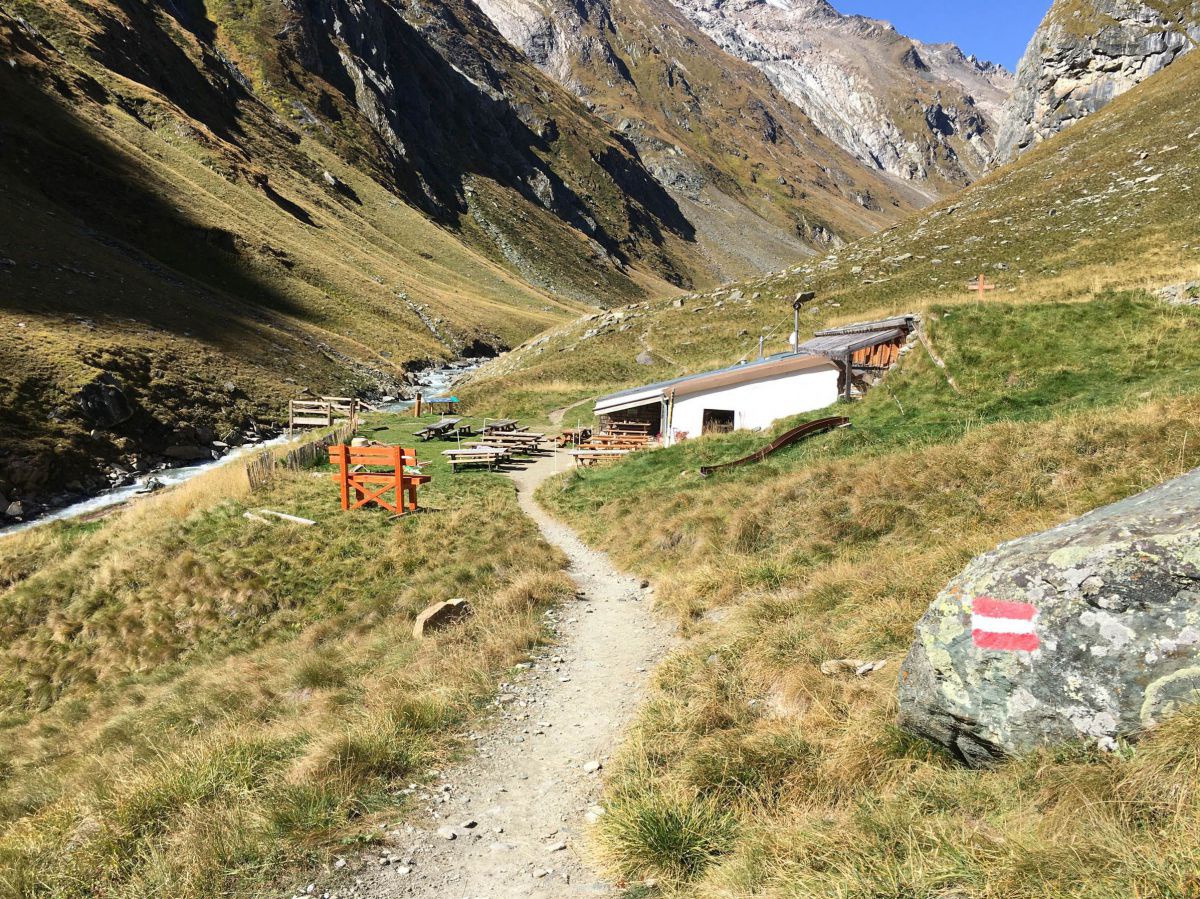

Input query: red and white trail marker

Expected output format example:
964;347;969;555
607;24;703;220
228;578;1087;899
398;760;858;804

971;595;1039;652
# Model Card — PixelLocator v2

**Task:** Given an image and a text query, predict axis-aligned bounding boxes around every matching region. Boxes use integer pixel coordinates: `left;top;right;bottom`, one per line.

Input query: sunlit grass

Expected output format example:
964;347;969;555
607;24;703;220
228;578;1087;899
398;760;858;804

0;414;572;897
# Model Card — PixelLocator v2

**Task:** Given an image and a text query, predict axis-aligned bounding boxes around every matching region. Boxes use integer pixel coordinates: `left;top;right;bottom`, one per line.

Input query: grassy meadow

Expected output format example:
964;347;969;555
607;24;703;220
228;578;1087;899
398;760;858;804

535;303;1200;895
0;416;572;897
465;61;1200;896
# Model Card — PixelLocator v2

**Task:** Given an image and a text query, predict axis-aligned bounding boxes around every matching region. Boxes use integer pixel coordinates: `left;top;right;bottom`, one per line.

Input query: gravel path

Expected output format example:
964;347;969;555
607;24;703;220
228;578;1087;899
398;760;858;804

345;450;670;899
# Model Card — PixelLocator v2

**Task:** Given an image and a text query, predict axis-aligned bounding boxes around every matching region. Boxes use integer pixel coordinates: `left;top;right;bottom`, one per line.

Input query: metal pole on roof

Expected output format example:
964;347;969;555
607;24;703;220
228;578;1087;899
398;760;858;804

792;292;816;355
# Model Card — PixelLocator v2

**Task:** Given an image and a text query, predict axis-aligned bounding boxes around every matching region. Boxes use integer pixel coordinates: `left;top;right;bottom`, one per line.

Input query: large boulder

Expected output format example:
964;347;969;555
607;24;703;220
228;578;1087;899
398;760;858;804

74;373;134;427
899;467;1200;767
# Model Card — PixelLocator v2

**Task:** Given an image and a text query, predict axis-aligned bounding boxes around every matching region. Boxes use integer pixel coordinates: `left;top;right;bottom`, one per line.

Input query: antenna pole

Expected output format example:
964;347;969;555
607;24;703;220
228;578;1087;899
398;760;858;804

792;291;816;354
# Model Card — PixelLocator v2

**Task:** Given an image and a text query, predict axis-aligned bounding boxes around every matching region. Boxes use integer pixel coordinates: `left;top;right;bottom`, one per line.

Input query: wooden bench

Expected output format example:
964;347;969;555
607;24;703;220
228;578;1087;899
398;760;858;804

443;447;509;471
328;444;429;514
570;449;631;467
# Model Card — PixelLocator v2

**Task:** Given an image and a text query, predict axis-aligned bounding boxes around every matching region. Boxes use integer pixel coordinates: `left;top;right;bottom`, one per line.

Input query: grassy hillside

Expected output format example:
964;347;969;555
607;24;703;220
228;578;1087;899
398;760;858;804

542;395;1200;897
458;50;1200;899
466;50;1200;419
0;415;572;896
0;0;727;505
525;299;1200;896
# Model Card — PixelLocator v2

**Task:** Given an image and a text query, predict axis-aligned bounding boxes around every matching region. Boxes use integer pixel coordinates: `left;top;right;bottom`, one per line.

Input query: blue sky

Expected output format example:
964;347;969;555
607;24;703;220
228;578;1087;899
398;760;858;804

836;0;1050;70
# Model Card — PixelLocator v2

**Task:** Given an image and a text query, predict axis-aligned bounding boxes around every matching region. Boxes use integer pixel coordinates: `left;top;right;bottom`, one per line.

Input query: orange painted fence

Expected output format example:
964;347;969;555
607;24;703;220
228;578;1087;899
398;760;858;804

327;444;430;514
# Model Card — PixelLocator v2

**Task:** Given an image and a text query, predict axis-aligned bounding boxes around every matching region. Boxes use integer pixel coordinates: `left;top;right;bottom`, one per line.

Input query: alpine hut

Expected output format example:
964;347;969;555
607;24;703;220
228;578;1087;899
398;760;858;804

592;314;915;445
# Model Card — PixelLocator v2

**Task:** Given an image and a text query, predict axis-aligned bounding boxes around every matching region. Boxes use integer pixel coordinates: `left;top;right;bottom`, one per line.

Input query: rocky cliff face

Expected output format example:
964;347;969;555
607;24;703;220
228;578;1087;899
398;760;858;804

996;0;1200;162
467;0;939;281
661;0;1013;189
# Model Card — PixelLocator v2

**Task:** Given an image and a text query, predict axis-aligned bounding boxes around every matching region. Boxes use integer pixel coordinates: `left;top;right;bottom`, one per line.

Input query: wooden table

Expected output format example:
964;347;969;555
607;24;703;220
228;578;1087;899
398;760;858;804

570;448;631;467
482;419;519;434
417;417;462;440
557;427;592;447
442;447;510;471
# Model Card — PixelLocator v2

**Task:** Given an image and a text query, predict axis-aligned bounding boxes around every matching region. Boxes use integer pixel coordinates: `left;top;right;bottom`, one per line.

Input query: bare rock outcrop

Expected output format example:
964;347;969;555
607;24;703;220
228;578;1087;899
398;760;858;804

996;0;1200;162
899;467;1200;767
664;0;1013;185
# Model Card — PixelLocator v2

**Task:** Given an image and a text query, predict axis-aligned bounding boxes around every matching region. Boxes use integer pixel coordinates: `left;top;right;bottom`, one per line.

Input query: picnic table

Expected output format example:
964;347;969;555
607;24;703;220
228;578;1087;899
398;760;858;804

464;437;542;458
470;432;546;449
604;421;652;435
415;417;462;441
557;427;592;447
570;448;632;467
584;434;650;450
482;419;519;434
442;446;509;471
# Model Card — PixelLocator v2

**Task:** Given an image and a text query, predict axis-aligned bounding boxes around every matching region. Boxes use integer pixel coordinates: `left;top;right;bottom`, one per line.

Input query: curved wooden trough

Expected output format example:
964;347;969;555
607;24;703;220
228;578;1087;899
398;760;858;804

698;415;850;477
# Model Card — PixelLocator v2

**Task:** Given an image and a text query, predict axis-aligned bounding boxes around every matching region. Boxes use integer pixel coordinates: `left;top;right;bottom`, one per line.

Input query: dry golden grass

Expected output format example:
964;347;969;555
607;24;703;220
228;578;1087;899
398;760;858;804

541;396;1200;897
0;417;573;897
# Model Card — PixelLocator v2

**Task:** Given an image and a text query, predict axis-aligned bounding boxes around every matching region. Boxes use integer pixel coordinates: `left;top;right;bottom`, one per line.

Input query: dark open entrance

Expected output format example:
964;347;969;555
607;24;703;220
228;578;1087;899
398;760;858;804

599;401;662;437
702;409;735;434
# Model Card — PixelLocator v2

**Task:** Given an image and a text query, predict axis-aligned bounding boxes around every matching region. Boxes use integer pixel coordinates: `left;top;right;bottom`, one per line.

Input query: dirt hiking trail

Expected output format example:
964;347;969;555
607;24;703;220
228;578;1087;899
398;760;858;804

357;451;671;898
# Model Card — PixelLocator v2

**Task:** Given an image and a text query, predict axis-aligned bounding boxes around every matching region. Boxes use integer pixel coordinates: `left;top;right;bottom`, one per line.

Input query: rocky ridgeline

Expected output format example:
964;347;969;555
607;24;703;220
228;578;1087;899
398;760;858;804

900;467;1200;767
665;0;1012;184
997;0;1200;161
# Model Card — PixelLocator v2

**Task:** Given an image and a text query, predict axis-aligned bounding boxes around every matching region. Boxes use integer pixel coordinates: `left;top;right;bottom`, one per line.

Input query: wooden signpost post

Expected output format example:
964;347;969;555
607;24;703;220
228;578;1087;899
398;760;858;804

967;273;996;299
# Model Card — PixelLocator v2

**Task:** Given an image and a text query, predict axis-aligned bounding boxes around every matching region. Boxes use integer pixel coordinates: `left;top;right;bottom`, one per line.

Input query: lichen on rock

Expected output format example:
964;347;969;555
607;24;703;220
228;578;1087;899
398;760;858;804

899;466;1200;767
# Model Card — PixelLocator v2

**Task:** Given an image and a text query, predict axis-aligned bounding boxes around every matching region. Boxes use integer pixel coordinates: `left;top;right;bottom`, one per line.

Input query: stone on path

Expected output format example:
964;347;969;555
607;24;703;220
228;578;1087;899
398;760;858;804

899;466;1200;767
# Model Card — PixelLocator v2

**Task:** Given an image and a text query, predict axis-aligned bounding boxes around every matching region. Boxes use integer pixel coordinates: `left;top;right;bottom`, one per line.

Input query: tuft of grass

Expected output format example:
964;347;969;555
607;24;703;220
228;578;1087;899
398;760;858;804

599;789;737;885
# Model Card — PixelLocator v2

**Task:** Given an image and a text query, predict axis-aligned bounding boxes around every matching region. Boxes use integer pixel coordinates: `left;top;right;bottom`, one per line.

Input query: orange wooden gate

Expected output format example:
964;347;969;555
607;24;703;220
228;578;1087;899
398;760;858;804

328;445;429;514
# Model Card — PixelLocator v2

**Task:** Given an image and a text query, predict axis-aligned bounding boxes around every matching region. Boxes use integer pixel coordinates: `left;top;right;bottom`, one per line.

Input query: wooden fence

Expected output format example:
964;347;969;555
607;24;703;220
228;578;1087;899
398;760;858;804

246;419;356;492
289;398;366;434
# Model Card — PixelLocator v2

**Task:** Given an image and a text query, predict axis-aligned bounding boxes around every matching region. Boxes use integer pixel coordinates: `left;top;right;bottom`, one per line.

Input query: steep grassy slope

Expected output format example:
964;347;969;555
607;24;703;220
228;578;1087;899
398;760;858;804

0;0;717;507
466;50;1200;418
0;415;572;897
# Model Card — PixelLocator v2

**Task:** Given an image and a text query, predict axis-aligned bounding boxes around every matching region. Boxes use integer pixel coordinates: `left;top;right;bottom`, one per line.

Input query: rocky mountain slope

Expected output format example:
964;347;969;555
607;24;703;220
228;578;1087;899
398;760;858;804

996;0;1200;161
0;0;723;511
665;0;1013;189
468;47;1200;418
468;0;939;281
